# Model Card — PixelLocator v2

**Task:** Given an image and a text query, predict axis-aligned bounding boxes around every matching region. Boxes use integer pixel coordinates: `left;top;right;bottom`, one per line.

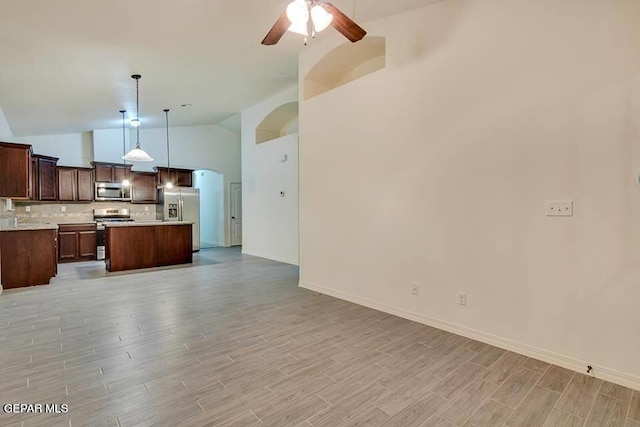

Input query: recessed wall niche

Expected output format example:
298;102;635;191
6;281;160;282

255;101;299;144
304;36;386;101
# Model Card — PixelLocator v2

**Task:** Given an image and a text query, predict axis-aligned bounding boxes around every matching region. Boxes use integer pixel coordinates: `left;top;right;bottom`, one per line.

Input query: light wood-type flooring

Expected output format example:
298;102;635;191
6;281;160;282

0;248;638;426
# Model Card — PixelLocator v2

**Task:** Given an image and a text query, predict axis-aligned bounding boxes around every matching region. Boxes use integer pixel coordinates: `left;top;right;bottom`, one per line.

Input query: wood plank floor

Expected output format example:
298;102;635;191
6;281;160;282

0;247;637;427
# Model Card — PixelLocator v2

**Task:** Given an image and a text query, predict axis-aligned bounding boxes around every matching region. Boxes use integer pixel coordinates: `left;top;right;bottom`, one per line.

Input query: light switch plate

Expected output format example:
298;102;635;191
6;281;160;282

545;200;573;217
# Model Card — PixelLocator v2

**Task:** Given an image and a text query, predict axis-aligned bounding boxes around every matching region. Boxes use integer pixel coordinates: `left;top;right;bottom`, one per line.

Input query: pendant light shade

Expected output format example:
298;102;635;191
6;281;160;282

120;110;131;187
164;108;173;189
122;74;154;162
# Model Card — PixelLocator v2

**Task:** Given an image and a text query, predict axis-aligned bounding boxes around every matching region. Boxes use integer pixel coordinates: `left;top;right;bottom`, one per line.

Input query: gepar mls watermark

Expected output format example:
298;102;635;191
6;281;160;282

3;403;68;414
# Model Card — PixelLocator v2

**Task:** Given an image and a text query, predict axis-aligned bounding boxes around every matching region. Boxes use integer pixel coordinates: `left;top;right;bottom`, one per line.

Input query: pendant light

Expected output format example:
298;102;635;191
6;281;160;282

122;74;154;162
119;110;131;187
163;108;173;189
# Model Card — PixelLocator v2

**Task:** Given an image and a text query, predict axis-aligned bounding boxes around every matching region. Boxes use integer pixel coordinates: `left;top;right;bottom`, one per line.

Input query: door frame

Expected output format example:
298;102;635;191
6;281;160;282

230;182;242;247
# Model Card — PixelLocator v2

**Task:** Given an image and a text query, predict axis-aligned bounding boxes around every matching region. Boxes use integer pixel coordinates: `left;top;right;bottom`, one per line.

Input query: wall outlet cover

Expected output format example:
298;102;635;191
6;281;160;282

545;200;573;217
458;292;467;306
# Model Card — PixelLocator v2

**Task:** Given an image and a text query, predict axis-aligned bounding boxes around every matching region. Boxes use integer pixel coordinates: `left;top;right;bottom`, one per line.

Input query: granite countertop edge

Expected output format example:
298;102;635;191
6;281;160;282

0;223;60;232
104;221;195;227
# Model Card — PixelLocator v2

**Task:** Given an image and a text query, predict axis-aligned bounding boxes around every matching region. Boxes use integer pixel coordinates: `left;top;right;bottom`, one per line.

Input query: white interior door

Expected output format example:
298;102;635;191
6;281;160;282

230;183;242;246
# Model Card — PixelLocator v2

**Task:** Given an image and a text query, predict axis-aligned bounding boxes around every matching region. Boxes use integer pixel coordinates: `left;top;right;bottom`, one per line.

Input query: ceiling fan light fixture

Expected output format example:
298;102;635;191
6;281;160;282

286;0;309;35
311;4;333;32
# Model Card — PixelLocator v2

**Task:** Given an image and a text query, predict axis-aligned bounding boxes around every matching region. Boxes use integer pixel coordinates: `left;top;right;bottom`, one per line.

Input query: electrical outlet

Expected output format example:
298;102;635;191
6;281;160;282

61;206;66;212
457;292;467;306
545;200;573;217
25;206;31;212
144;206;149;212
411;283;419;295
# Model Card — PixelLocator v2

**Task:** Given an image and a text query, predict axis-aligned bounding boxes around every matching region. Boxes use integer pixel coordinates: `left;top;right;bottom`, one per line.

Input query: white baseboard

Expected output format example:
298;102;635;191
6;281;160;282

299;281;640;392
242;249;299;266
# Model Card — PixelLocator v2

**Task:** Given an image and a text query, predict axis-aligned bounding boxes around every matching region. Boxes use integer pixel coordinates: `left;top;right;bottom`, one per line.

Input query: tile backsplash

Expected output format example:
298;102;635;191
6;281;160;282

0;198;16;228
13;202;156;224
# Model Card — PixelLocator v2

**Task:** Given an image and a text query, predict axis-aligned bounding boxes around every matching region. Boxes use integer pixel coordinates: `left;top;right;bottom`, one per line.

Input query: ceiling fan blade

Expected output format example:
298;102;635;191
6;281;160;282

262;11;291;45
323;3;366;43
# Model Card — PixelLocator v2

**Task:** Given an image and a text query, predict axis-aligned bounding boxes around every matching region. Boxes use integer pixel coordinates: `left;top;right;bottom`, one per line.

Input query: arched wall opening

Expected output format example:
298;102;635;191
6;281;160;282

256;101;299;144
304;36;386;101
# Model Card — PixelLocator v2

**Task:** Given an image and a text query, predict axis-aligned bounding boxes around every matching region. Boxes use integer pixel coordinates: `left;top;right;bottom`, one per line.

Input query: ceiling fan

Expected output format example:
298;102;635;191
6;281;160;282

262;0;366;46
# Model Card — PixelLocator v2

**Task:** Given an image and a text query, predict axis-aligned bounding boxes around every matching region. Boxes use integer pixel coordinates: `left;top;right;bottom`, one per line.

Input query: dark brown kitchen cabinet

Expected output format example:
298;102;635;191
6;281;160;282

131;171;158;203
0;142;32;199
0;228;57;289
58;167;93;202
57;223;96;262
155;167;193;187
31;154;59;201
92;162;132;183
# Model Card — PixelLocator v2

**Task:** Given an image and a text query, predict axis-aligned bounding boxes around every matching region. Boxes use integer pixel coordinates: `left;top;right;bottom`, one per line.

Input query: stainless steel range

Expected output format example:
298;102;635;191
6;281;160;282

93;208;134;260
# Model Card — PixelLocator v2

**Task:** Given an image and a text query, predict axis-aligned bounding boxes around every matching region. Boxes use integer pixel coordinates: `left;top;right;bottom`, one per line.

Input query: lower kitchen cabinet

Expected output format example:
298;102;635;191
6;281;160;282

0;228;57;289
58;223;97;262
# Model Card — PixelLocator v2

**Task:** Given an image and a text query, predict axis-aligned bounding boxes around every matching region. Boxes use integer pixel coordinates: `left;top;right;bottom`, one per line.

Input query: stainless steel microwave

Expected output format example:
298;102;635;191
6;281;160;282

95;183;132;201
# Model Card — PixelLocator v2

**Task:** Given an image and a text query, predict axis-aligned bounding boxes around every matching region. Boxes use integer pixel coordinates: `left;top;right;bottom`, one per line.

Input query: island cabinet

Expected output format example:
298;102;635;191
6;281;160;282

31;154;59;201
0;142;32;199
0;228;58;289
58;167;93;202
57;223;97;262
105;223;192;272
92;162;132;183
131;171;158;203
155;167;193;187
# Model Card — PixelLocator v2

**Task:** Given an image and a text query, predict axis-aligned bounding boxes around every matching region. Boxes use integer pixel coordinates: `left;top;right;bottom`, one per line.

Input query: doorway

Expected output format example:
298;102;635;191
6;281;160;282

230;183;242;247
193;170;224;249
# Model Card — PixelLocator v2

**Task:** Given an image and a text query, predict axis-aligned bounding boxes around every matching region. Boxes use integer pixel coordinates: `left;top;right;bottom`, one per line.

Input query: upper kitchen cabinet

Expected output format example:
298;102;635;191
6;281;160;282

0;142;32;199
92;162;132;183
155;167;193;187
58;167;93;202
31;154;59;201
131;171;158;204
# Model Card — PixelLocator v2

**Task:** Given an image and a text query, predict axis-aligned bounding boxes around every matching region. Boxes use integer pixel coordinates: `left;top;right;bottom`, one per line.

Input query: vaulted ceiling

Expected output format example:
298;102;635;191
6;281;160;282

0;0;442;136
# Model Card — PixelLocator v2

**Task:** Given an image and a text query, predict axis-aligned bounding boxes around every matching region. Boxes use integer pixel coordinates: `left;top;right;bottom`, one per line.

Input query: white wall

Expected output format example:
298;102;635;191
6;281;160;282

0;104;13;140
93;128;131;164
194;169;224;247
20;132;93;166
242;86;299;265
299;0;640;390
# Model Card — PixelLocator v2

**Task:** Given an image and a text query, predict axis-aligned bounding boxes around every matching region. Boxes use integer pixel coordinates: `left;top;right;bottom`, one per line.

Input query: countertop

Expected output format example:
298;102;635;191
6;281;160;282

104;221;194;227
0;223;59;232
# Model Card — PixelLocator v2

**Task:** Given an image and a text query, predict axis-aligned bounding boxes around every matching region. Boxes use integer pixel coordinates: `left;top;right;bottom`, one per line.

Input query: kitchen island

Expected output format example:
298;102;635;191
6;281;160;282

104;222;193;272
0;223;58;290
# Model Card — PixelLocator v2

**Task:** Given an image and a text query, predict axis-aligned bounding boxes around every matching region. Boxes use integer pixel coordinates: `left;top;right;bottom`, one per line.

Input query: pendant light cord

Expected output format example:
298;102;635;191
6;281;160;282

135;77;141;149
120;110;126;165
164;109;170;173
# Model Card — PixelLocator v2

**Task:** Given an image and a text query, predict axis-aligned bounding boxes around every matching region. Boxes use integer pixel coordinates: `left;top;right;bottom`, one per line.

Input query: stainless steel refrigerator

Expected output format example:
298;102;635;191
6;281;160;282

157;187;200;251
